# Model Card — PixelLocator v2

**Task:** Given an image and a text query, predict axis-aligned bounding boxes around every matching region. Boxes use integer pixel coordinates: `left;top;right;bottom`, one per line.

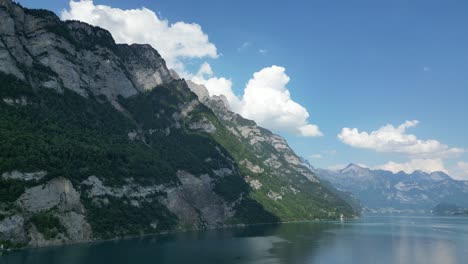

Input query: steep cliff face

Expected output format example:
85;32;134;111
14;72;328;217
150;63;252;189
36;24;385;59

0;0;354;249
0;0;172;100
186;82;357;220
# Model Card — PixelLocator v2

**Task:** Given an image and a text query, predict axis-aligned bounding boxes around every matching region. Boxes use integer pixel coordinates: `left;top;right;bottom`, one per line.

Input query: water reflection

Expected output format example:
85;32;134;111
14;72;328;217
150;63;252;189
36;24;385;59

2;216;468;264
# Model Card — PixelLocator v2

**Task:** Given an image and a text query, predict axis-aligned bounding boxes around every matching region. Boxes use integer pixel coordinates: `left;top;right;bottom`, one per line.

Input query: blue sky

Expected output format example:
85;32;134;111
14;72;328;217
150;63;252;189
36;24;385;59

18;0;468;178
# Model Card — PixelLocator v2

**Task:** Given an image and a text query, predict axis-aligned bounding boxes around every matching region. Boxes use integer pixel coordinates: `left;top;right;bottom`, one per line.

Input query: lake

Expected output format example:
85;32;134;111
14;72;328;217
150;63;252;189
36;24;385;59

2;215;467;264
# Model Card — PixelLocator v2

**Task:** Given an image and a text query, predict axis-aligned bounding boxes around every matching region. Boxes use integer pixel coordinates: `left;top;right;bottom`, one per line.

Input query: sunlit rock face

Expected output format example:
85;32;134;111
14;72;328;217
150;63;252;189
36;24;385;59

0;0;173;100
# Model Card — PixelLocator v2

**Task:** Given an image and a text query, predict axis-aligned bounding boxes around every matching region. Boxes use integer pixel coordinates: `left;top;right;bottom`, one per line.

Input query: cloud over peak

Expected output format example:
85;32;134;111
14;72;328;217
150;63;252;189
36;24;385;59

61;0;218;73
374;159;448;174
193;65;323;137
338;120;464;158
62;1;322;138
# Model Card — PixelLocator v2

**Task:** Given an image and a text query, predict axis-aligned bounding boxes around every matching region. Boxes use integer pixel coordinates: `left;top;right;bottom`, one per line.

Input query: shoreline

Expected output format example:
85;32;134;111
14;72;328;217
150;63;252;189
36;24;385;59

0;216;358;253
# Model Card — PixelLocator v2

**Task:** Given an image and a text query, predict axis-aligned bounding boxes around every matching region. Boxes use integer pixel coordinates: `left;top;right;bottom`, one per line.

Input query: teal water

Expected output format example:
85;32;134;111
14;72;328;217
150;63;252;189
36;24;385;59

2;215;468;264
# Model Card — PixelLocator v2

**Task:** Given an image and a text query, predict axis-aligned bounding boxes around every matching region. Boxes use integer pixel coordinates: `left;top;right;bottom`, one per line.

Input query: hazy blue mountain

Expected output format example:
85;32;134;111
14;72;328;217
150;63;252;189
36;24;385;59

432;203;468;215
315;164;468;210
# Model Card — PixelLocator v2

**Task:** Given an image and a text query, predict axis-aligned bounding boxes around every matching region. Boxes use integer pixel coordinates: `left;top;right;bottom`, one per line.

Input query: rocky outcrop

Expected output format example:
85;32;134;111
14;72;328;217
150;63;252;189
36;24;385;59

2;170;47;181
0;215;26;243
164;171;235;228
81;175;165;199
17;178;84;213
0;0;173;101
58;212;92;241
11;178;92;247
186;80;210;102
196;84;323;185
188;117;217;133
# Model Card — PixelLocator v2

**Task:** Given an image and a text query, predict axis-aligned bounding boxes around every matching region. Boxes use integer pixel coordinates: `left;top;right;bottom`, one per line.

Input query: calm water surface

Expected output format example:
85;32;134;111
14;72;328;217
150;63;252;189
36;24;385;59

2;215;468;264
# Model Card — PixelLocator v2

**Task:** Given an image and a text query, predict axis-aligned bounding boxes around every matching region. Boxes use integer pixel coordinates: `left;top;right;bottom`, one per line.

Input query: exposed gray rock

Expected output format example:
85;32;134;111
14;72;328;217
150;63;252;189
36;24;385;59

58;212;92;241
211;95;231;111
169;69;180;80
172;99;199;121
164;171;235;228
117;43;173;92
2;170;47;181
267;190;282;201
0;2;173;102
186;80;209;102
189;117;217;133
82;175;165;198
127;130;138;141
17;177;84;213
244;176;262;190
241;159;264;174
2;97;28;106
212;168;232;177
0;215;26;243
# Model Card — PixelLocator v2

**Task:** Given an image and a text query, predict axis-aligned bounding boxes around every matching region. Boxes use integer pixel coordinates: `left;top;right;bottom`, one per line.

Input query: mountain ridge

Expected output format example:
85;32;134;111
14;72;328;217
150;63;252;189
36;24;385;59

0;0;355;249
315;163;468;211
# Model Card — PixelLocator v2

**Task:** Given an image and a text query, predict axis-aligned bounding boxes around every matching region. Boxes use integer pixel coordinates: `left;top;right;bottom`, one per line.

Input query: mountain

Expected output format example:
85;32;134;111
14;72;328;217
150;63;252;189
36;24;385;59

314;164;468;211
432;203;468;216
0;0;354;249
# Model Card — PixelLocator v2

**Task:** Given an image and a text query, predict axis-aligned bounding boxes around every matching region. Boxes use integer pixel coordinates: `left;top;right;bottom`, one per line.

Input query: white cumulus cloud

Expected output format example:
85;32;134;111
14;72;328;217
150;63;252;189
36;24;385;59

62;1;322;138
374;159;448;174
458;161;468;173
61;0;218;74
451;161;468;180
338;120;464;158
193;65;323;137
191;62;241;110
240;66;322;137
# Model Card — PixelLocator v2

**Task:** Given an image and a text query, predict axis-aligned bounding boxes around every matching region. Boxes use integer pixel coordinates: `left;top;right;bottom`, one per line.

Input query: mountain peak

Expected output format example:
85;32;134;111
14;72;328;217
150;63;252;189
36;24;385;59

338;163;371;177
342;163;364;171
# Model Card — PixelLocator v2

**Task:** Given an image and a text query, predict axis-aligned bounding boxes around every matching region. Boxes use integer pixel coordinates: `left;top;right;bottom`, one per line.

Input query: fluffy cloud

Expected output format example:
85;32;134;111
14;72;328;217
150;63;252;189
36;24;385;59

458;162;468;173
451;161;468;180
338;121;464;158
240;66;322;137
62;2;322;137
374;159;448;174
191;63;241;110
193;65;323;137
61;0;218;73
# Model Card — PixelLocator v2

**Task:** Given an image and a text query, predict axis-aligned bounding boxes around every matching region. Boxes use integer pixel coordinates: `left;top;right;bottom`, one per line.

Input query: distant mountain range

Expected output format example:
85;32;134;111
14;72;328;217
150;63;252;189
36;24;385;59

314;164;468;211
432;203;468;216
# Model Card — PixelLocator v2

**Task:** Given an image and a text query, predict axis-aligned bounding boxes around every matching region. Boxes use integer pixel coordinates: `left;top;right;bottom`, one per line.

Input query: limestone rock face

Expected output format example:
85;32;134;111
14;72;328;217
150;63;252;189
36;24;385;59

0;215;26;243
2;170;47;181
196;82;322;185
189;117;217;133
0;1;173;101
164;171;235;228
186;80;210;102
58;212;92;241
17;177;84;214
9;177;93;247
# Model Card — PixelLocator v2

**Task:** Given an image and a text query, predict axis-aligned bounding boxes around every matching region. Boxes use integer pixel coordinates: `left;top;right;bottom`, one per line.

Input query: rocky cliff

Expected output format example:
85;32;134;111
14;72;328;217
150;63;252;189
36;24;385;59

0;0;354;249
0;0;172;100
